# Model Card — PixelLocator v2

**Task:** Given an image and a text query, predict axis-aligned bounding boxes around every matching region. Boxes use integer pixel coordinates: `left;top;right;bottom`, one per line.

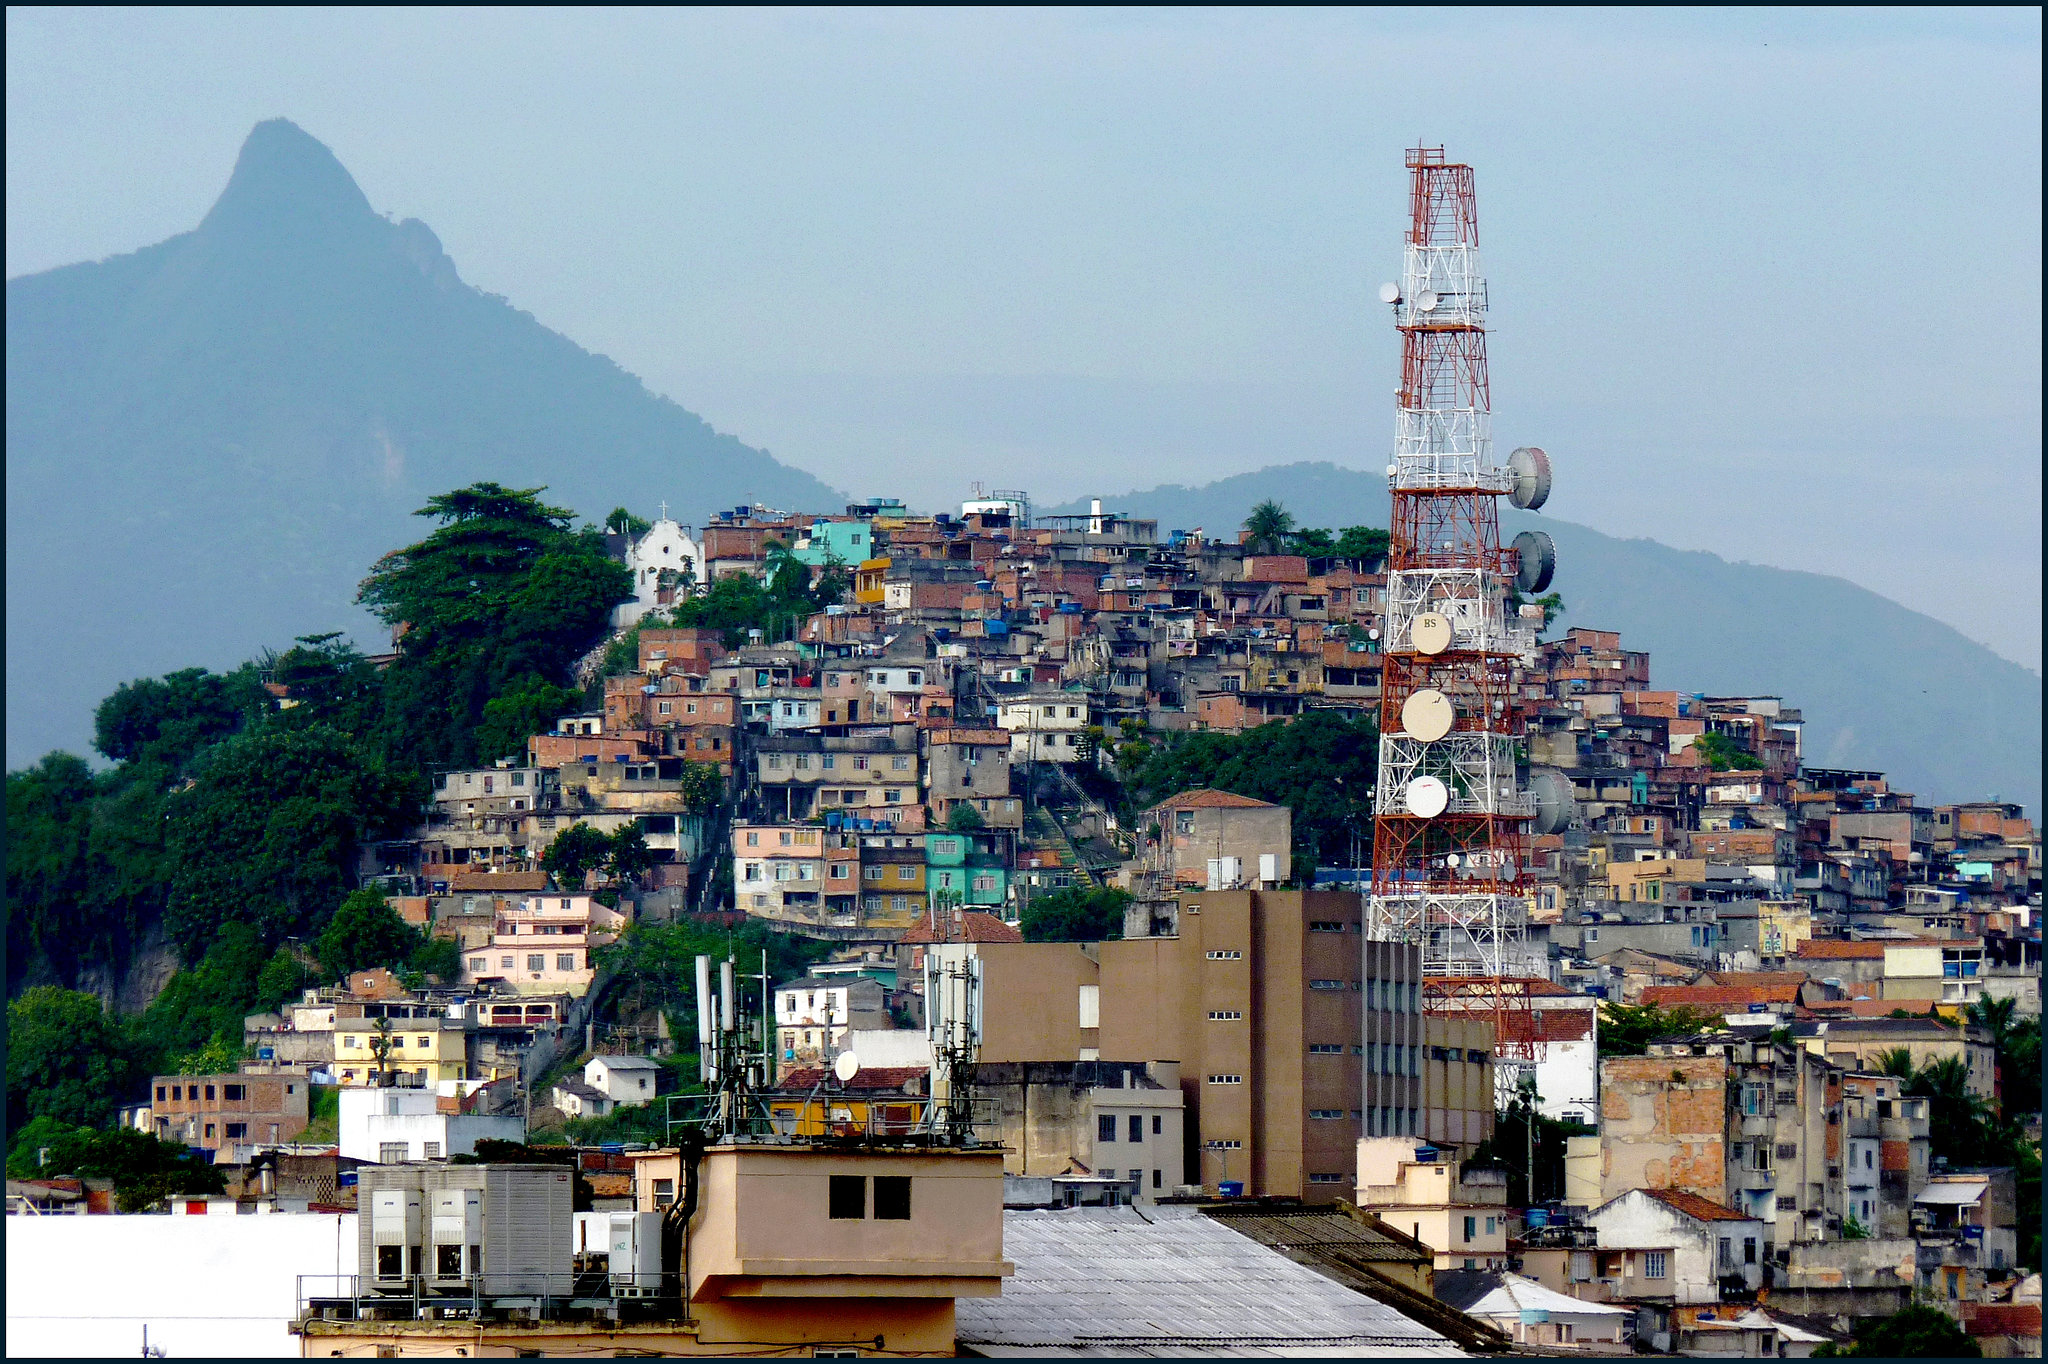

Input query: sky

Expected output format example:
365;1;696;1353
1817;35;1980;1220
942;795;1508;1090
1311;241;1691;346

7;7;2042;669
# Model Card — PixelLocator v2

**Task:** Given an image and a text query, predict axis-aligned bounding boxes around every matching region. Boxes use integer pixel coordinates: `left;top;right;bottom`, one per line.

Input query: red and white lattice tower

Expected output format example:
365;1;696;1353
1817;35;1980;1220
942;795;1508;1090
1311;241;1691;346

1367;147;1558;1108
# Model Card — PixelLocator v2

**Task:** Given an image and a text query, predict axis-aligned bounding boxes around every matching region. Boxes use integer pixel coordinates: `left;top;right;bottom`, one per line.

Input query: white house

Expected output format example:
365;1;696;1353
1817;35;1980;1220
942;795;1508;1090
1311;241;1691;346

338;1087;525;1164
996;694;1091;763
585;1055;661;1106
549;1078;613;1120
613;515;704;629
774;975;891;1074
1432;1270;1630;1348
1585;1188;1767;1312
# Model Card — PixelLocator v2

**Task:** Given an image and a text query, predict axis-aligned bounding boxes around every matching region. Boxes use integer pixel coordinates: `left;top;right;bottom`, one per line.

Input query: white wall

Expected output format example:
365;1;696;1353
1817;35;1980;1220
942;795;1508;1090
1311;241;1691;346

844;1029;934;1070
6;1212;357;1358
339;1088;524;1161
1533;1037;1600;1127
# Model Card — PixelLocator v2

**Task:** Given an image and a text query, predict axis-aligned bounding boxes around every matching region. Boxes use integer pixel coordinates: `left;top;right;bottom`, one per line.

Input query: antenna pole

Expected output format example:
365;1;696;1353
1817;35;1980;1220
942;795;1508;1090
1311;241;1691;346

1367;145;1544;1132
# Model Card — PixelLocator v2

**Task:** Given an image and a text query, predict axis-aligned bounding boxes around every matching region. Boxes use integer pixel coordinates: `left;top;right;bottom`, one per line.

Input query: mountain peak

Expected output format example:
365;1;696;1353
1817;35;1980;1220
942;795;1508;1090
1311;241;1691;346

199;119;377;242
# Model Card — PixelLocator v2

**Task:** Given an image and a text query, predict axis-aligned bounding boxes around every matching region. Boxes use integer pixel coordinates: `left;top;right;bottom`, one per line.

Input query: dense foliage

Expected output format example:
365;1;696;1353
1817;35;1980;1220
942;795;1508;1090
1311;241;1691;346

1020;886;1130;943
1595;1002;1726;1057
6;1116;228;1212
6;988;141;1131
1115;710;1378;872
359;482;632;767
1811;1304;1980;1358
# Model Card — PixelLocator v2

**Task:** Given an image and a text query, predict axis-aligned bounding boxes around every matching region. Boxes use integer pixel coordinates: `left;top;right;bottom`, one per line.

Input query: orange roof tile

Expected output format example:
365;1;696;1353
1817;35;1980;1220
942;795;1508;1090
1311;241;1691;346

899;912;1024;945
777;1065;928;1093
1150;789;1280;812
1644;1189;1754;1222
1705;972;1814;991
1493;1012;1595;1044
1965;1304;2041;1338
450;871;550;893
1792;941;1886;960
1642;984;1803;1008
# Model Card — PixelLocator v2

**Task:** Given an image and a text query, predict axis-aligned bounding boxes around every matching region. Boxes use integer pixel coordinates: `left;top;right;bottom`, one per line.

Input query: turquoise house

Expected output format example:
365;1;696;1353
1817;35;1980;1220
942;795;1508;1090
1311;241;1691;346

795;519;873;568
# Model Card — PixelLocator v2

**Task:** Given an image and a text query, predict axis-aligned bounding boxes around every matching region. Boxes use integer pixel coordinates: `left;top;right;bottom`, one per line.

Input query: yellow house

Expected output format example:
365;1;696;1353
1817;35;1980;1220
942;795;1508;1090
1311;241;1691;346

854;557;892;605
333;1007;468;1089
1758;899;1813;958
1355;1136;1511;1271
1606;858;1707;903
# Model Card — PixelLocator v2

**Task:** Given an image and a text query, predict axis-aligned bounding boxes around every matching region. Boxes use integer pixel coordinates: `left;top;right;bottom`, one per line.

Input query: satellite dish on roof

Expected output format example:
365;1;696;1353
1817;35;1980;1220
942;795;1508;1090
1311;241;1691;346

1417;290;1440;312
1403;689;1455;742
833;1052;861;1083
1507;447;1552;511
1379;282;1402;305
1404;776;1449;819
1530;767;1574;836
1411;612;1453;655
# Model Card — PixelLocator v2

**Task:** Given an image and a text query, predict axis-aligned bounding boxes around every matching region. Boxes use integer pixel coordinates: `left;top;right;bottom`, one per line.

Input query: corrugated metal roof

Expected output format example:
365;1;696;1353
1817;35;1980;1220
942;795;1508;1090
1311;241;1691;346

955;1206;1464;1358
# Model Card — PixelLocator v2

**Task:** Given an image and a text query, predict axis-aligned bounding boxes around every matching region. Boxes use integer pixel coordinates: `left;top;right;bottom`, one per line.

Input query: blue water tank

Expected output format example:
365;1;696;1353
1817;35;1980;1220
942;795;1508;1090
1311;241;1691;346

1526;1208;1550;1229
1217;1181;1245;1198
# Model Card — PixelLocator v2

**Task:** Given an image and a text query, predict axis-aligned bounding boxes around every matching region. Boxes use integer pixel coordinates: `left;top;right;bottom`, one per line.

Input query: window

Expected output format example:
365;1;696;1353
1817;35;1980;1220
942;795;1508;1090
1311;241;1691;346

380;1142;409;1163
1153;1168;1162;1188
1744;1236;1757;1264
1205;1075;1243;1085
873;1176;911;1220
470;957;486;973
501;957;514;970
416;1037;431;1049
1206;950;1242;960
1175;811;1196;835
423;1142;441;1159
557;954;576;971
829;1175;867;1219
1309;979;1346;990
1309;1109;1345;1119
1464;1216;1477;1242
1309;921;1348;932
223;1084;246;1101
1776;1194;1796;1211
156;1086;167;1102
1307;1173;1346;1184
1208;1011;1243;1021
1309;1044;1343;1054
225;1122;247;1139
1643;1251;1668;1279
891;755;909;770
1099;1114;1118;1143
527;954;545;972
1129;1115;1143;1143
1753;1144;1772;1172
1153;1115;1162;1135
205;1085;216;1101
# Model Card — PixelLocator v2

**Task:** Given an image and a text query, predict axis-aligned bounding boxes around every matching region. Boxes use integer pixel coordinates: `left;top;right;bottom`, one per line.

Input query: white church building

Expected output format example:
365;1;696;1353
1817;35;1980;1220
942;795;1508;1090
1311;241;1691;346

612;511;704;629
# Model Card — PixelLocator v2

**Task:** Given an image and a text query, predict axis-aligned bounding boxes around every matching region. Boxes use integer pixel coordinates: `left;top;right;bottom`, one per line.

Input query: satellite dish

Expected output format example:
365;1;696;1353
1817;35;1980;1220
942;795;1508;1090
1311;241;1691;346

1512;530;1556;594
1402;688;1455;742
1404;776;1449;819
1378;282;1402;304
1507;447;1552;511
1386;463;1400;478
1411;612;1453;655
833;1052;861;1083
1530;768;1574;835
1417;290;1440;312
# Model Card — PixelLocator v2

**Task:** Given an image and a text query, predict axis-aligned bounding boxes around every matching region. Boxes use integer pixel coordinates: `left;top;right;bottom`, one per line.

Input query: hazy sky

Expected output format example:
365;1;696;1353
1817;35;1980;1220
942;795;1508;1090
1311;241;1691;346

8;8;2041;668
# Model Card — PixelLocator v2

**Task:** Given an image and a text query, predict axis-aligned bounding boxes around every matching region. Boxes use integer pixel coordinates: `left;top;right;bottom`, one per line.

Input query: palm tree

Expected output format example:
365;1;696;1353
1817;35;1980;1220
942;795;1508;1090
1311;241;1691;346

1243;500;1295;555
1877;1047;1917;1080
1967;995;2019;1113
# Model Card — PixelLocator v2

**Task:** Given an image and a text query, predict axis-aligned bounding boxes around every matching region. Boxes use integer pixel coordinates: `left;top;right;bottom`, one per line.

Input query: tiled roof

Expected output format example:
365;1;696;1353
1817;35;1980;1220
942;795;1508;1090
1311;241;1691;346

776;1065;928;1093
1705;972;1812;990
1792;940;1886;960
1642;984;1802;1008
1492;1011;1595;1044
1643;1189;1754;1222
1966;1304;2042;1338
900;912;1024;945
1149;788;1279;812
450;871;550;892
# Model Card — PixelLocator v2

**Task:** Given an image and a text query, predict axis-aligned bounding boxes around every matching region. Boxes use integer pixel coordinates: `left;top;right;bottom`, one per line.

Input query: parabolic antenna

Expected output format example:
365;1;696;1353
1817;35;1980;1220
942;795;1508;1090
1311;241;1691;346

833;1051;861;1083
1512;530;1556;594
1378;282;1402;304
1417;290;1440;312
1402;688;1455;741
1411;612;1453;655
1507;446;1552;511
1404;776;1450;819
1530;767;1574;835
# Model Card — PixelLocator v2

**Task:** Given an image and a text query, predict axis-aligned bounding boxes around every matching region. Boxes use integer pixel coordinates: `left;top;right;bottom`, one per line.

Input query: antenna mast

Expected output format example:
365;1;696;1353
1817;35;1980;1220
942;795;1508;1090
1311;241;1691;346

1368;146;1553;1115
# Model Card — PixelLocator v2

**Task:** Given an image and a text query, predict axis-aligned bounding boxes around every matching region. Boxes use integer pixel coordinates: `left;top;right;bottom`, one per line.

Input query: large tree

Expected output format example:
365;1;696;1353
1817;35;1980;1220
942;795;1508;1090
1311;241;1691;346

1243;500;1296;555
316;888;421;980
1021;886;1130;943
162;724;419;957
358;482;631;765
6;987;139;1131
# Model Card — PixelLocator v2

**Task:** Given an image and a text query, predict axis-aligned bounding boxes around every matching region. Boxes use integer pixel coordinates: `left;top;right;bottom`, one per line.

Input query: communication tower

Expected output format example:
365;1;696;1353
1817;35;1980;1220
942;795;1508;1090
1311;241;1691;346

1367;146;1570;1110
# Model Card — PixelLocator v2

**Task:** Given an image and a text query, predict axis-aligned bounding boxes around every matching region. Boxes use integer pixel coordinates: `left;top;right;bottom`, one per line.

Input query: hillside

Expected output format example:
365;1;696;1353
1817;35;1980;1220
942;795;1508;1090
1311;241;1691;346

1051;463;2042;816
5;119;845;767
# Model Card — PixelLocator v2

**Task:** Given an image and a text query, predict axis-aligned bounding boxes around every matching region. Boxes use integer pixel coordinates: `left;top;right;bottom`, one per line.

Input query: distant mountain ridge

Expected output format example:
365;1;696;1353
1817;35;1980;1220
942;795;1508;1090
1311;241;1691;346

1050;464;2041;816
6;119;846;766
